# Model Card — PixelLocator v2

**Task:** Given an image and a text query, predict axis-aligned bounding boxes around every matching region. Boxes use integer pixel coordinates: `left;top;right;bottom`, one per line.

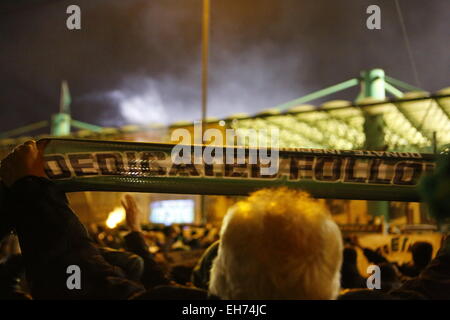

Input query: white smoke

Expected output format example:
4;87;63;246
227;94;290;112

77;1;310;127
107;78;169;125
103;43;306;126
207;43;305;118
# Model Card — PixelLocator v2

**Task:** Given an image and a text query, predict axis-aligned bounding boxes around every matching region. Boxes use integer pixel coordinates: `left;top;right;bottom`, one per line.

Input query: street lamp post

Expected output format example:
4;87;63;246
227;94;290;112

201;0;210;128
200;0;210;224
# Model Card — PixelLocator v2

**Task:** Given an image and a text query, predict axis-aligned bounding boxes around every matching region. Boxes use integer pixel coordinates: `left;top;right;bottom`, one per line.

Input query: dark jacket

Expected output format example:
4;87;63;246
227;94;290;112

97;247;144;282
191;240;219;290
123;231;171;289
0;254;30;300
5;176;145;299
4;176;210;299
339;243;450;299
390;245;450;299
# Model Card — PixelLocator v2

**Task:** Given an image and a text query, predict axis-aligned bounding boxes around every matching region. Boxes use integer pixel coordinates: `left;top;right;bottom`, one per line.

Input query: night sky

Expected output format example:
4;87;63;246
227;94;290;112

0;0;449;134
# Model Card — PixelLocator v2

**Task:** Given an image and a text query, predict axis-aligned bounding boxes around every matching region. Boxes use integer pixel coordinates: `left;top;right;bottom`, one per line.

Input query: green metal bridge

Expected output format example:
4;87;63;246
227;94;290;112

1;69;449;154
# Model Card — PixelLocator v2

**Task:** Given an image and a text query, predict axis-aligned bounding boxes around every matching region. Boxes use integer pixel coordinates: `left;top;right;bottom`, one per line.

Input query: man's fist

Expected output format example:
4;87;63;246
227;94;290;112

0;140;48;187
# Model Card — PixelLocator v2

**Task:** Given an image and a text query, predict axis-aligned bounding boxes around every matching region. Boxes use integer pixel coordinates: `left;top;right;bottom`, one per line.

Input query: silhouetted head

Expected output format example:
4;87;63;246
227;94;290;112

411;242;433;268
170;265;194;286
343;247;358;266
379;263;401;292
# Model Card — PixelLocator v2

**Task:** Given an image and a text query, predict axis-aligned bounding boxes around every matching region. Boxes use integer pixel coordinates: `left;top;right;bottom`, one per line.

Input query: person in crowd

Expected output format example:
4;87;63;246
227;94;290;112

170;265;195;286
340;247;366;289
199;224;220;249
340;240;411;291
420;145;450;224
339;152;450;300
348;235;433;279
1;140;216;299
208;187;344;299
396;242;433;278
120;194;173;290
338;235;450;300
86;219;146;283
1;140;450;300
192;240;220;290
0;183;13;241
182;229;202;250
391;151;450;299
378;262;402;292
0;233;29;300
97;247;144;283
0;141;146;299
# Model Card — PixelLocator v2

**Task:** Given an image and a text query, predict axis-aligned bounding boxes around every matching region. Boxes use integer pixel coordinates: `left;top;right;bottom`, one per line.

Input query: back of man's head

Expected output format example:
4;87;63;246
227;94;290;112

209;188;343;299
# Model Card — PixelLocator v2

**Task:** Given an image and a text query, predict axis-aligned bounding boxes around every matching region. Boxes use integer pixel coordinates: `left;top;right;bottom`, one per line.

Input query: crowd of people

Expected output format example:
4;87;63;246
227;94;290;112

85;213;220;287
88;221;219;254
340;237;435;296
0;140;449;300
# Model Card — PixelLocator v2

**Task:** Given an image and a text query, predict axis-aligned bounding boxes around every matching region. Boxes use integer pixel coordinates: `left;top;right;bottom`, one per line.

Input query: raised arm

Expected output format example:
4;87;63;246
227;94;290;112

122;194;171;289
0;140;144;299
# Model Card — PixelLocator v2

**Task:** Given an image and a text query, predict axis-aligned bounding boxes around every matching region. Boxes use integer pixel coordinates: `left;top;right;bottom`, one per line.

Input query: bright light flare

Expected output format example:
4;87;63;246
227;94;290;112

106;207;126;229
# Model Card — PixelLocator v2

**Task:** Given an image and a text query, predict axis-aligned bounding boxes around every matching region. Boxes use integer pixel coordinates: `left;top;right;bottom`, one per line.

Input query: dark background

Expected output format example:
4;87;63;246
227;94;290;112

0;0;449;132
